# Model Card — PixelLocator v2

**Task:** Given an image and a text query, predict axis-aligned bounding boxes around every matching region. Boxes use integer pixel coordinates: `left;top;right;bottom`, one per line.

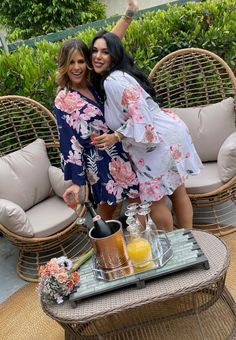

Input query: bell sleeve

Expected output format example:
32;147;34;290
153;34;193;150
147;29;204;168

104;72;161;144
54;105;87;186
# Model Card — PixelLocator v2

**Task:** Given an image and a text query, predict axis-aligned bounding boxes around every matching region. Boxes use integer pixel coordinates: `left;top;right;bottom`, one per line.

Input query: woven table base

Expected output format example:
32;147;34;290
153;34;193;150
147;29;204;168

63;289;236;340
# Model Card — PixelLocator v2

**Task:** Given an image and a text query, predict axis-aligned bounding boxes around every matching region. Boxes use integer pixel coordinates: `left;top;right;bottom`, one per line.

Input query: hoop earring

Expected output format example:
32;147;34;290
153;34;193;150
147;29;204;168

87;66;93;71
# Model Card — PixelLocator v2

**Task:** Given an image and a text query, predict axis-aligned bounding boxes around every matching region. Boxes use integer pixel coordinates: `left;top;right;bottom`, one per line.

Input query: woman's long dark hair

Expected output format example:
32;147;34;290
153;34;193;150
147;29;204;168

90;30;158;102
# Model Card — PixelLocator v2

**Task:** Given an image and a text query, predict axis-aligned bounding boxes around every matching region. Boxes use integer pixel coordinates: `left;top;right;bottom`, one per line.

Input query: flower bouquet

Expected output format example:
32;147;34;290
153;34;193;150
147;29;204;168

38;249;93;304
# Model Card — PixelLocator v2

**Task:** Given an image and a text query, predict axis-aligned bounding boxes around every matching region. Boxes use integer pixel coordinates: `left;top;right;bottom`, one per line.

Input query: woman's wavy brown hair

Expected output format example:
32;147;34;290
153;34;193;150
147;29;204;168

56;38;92;91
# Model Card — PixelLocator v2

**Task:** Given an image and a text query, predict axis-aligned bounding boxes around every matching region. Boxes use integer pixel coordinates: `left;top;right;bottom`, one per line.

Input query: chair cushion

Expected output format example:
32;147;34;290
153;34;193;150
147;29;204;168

218;132;236;182
25;196;79;237
0;199;34;237
185;162;223;194
0;139;52;211
48;165;73;198
49;165;87;203
172;97;235;162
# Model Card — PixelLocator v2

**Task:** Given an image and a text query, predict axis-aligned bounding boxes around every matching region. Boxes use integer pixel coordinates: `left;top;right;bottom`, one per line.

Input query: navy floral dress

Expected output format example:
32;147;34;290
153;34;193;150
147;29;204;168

54;86;139;205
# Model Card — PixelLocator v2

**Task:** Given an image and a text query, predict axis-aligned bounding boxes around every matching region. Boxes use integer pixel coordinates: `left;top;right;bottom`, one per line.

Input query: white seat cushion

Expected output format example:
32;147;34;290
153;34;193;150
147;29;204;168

25;195;81;237
186;162;223;194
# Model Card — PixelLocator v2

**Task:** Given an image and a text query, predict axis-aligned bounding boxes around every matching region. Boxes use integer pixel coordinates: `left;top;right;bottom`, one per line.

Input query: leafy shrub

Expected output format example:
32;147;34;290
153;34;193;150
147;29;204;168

0;0;105;41
0;0;235;110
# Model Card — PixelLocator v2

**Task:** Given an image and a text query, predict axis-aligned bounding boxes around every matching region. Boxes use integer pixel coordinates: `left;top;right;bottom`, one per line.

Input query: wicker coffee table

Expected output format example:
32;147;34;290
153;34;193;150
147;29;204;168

42;230;236;340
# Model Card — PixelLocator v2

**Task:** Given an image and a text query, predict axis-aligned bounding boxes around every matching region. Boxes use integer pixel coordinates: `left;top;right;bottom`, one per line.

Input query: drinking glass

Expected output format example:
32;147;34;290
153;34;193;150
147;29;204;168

126;202;140;212
139;201;152;210
89;122;103;161
126;205;144;231
67;193;78;210
67;194;86;225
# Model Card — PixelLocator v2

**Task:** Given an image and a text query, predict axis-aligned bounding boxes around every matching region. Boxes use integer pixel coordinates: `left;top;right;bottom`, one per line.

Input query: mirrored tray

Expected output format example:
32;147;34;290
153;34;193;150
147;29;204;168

69;229;209;306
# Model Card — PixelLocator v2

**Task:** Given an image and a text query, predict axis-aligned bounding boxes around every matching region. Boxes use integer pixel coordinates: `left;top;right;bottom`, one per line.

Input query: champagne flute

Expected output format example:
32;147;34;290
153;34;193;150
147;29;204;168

125;205;143;231
67;193;86;225
89;122;103;161
126;203;139;223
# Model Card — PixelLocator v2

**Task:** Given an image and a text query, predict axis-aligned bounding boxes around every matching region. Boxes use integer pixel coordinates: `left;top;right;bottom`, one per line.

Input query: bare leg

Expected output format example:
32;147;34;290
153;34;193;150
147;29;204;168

150;198;173;232
98;203;117;221
169;184;193;228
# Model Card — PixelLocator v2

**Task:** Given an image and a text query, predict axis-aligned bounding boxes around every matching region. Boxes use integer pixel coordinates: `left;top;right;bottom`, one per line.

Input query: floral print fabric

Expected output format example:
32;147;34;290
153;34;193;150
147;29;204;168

104;71;203;202
54;87;139;205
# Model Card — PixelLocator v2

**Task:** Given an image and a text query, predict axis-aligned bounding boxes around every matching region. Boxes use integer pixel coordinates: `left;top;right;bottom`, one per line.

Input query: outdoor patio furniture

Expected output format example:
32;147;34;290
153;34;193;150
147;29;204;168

0;95;91;282
149;48;236;236
41;230;236;339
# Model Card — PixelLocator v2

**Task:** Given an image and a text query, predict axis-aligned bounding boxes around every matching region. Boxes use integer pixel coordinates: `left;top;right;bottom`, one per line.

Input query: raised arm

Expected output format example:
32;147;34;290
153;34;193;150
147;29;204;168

111;0;139;39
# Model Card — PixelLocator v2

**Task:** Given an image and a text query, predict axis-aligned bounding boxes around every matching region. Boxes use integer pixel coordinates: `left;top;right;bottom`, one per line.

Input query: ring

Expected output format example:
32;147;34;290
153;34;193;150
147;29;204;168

103;143;106;148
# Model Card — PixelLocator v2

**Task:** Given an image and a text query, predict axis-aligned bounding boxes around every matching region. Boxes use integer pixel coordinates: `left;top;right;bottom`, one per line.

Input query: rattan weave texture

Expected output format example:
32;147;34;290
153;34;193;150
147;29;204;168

0;95;90;282
149;48;236;236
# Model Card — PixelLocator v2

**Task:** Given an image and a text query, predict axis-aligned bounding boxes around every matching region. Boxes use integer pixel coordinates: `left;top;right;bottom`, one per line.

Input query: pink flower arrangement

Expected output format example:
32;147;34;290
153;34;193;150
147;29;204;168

38;250;93;304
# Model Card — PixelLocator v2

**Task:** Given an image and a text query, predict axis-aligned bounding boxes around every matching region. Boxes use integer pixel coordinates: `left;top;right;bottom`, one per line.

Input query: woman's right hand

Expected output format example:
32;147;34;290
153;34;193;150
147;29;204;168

127;0;139;13
63;184;80;209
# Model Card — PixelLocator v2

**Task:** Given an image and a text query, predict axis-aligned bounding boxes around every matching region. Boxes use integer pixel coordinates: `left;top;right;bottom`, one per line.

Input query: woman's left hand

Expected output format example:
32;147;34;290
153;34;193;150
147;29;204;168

92;133;118;150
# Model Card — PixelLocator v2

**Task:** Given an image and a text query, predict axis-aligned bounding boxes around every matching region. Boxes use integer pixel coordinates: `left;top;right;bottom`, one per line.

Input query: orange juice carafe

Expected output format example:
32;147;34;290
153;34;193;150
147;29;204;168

126;226;154;272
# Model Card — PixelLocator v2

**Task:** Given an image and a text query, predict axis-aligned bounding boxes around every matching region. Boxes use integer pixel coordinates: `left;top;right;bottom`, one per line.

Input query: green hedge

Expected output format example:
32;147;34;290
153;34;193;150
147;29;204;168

0;0;235;110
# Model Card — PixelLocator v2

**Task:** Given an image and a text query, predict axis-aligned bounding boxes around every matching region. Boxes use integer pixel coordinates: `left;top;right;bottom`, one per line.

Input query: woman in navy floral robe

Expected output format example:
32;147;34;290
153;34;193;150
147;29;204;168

54;1;140;220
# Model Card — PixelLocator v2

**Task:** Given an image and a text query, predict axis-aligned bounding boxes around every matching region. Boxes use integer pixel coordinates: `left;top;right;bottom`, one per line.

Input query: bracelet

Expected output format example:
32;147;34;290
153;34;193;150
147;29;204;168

114;131;122;142
121;15;133;24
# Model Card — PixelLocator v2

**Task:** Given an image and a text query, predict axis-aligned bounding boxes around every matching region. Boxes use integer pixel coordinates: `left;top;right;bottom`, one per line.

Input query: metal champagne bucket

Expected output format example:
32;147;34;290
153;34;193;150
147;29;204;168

89;220;130;270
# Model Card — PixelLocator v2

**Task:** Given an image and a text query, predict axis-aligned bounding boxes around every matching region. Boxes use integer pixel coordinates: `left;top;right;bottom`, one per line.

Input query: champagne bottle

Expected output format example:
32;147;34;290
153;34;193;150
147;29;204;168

85;201;115;238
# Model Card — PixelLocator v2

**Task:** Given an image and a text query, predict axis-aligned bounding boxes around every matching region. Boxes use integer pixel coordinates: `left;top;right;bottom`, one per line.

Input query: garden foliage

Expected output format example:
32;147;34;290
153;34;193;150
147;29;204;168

0;0;235;110
0;0;105;41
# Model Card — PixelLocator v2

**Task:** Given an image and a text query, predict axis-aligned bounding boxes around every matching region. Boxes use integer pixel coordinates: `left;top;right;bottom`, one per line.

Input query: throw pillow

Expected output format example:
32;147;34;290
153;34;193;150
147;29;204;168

218;132;236;182
171;97;235;162
48;166;73;198
0;139;51;211
48;166;86;203
0;199;34;237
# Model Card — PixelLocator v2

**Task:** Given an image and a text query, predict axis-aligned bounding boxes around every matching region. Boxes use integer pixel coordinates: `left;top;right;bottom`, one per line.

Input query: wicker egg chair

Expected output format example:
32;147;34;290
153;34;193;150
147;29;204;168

149;48;236;236
0;95;91;282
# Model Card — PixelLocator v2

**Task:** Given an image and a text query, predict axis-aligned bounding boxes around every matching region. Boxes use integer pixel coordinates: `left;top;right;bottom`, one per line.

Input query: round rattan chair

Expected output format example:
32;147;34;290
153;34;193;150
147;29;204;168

0;95;91;282
149;48;236;236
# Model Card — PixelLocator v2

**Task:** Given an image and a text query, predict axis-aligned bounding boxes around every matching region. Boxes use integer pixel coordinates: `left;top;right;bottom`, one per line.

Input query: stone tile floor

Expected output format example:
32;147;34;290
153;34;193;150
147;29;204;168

0;237;26;304
0;213;94;304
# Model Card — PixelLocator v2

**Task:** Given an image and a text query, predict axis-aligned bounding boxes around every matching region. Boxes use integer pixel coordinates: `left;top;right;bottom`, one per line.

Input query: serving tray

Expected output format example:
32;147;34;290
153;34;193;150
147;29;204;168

69;229;209;307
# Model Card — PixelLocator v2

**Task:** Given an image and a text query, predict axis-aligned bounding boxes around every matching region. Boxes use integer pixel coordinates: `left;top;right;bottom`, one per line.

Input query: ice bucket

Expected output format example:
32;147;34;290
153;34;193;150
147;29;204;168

89;220;130;270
